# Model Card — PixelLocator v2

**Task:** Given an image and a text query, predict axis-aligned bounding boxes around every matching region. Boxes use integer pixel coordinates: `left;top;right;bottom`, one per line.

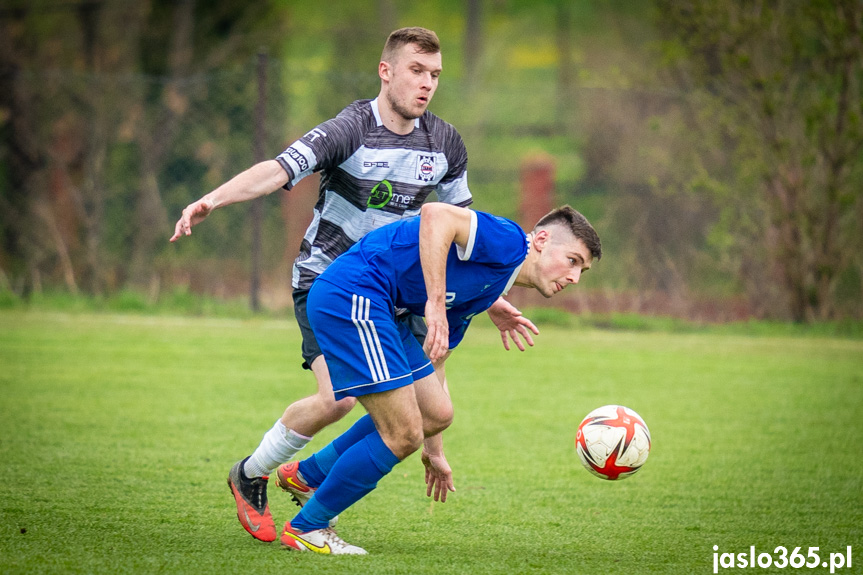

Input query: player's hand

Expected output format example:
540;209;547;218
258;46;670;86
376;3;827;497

486;297;539;351
423;300;449;361
169;198;215;242
421;449;455;502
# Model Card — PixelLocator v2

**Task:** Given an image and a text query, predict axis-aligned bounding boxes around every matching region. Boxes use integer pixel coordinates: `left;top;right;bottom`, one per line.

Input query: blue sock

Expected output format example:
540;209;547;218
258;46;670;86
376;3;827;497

332;414;377;454
291;430;400;532
297;414;376;488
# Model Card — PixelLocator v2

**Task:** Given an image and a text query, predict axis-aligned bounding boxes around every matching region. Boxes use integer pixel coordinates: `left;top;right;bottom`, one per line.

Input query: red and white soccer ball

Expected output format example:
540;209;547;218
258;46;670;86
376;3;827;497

576;405;651;480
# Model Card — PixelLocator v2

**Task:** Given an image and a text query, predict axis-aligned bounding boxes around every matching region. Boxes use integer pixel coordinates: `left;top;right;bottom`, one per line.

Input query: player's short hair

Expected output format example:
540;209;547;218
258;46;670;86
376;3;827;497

533;205;602;261
382;27;441;63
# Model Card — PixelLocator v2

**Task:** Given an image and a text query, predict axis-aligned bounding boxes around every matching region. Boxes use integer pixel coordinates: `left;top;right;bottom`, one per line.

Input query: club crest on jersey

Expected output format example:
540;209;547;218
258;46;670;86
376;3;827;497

415;155;436;182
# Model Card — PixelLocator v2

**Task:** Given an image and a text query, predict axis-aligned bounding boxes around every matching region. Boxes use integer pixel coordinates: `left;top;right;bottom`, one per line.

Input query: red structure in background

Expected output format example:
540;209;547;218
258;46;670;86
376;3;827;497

509;153;556;309
518;152;555;231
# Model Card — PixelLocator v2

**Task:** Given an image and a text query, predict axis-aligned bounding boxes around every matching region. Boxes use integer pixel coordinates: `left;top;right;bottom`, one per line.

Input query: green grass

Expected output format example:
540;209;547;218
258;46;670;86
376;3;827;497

1;311;861;574
0;288;263;318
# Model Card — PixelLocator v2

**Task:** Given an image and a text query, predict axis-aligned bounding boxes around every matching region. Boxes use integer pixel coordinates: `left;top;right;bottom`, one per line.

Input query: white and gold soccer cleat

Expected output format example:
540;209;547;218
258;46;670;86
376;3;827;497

280;523;367;555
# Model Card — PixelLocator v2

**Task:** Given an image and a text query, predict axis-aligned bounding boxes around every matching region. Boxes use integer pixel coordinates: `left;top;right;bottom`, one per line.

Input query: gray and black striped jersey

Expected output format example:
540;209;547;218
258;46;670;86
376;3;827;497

276;98;473;290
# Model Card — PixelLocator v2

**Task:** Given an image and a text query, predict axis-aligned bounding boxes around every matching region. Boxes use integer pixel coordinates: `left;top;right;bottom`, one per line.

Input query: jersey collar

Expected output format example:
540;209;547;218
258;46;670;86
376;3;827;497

502;234;531;295
370;98;421;129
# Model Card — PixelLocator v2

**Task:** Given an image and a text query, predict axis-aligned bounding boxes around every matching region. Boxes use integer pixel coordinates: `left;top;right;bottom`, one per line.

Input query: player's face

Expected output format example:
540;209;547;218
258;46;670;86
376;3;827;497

382;44;441;121
533;230;593;298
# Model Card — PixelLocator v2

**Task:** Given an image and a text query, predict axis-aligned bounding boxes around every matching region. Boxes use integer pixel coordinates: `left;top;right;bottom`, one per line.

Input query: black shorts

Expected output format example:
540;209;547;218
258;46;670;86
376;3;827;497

292;287;428;370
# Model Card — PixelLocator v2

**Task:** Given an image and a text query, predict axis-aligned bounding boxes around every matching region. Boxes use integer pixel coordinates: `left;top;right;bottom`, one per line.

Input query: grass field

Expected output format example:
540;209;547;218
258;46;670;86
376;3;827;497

1;310;861;574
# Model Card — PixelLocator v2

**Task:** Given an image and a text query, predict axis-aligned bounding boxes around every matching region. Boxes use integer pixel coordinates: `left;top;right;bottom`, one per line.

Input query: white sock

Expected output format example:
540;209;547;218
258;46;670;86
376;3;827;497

243;420;312;478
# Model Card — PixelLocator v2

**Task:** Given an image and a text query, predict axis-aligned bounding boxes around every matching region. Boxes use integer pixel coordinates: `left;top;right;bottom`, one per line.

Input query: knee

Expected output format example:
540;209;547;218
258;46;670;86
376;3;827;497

384;425;424;460
317;394;356;425
309;356;357;423
423;403;453;438
329;395;357;420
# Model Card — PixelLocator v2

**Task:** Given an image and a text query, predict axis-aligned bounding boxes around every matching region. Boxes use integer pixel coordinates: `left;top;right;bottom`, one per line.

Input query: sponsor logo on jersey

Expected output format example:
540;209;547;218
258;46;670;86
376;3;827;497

368;180;393;209
367;180;417;211
415;155;436;182
364;161;390;168
303;127;327;142
285;147;309;172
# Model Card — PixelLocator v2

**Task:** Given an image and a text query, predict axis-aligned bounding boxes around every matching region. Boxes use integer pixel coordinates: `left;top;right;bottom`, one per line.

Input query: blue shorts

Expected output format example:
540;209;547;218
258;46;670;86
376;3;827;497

307;280;435;400
293;287;428;370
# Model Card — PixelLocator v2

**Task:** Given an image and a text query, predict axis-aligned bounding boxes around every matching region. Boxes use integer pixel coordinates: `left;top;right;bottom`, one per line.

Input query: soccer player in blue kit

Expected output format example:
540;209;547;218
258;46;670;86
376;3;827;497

277;202;602;554
170;27;539;543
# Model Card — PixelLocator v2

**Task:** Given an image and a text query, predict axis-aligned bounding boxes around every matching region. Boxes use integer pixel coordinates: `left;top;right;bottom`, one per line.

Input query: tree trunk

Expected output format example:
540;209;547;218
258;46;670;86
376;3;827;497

0;14;45;297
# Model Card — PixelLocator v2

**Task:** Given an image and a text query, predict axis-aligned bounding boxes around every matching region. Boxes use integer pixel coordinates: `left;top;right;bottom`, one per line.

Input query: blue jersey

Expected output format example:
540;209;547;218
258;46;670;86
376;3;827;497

316;210;529;349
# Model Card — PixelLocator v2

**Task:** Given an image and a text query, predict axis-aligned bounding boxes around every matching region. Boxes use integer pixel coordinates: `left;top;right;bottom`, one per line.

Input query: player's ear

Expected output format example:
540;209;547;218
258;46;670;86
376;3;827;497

379;61;391;82
533;229;550;251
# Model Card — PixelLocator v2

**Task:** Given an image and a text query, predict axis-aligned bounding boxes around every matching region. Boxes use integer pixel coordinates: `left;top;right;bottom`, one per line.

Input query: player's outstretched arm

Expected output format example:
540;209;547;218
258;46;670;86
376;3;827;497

486;297;540;351
169;159;289;242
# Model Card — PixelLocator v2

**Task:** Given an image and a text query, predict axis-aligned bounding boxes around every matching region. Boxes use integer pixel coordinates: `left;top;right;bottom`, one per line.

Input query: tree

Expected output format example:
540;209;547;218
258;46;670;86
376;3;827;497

0;0;291;297
654;0;863;321
0;1;94;295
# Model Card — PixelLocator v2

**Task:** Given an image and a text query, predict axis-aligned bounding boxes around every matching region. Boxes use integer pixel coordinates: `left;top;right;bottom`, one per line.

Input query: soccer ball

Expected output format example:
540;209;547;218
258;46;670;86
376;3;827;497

575;405;651;480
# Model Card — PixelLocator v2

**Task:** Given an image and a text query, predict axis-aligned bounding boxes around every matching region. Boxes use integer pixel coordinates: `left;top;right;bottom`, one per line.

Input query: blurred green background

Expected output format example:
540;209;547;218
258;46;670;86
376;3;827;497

1;0;861;322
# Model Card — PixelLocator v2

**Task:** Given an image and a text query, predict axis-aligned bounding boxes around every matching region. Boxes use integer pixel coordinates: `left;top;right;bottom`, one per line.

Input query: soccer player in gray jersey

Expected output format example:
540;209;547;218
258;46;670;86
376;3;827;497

279;97;473;290
170;27;538;544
